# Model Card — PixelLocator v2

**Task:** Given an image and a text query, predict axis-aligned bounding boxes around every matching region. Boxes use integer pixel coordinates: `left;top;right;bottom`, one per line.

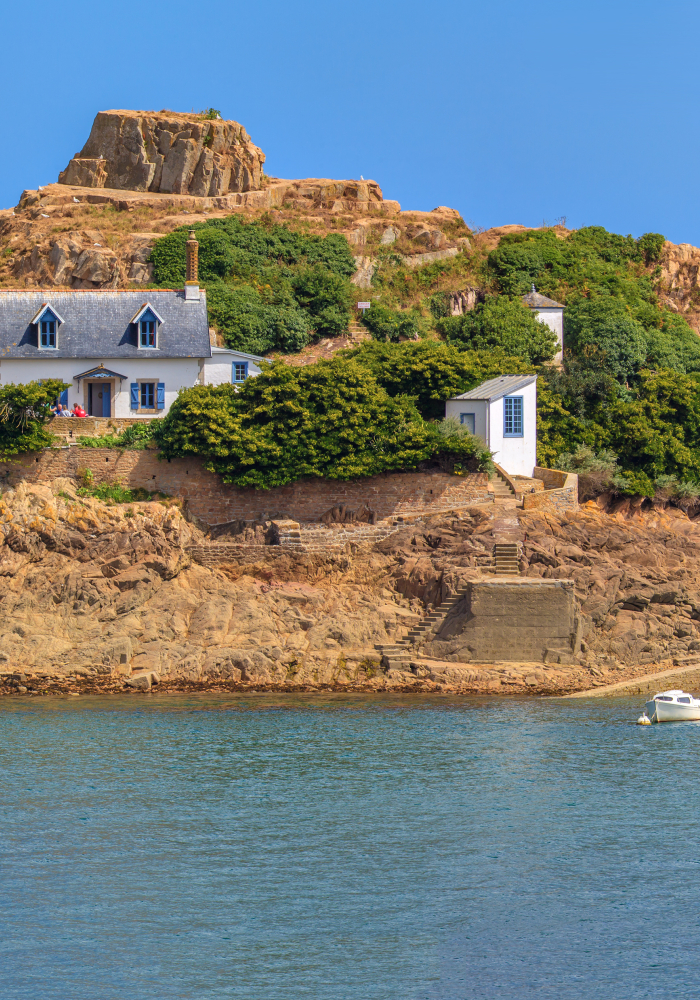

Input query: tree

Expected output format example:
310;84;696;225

360;302;421;343
291;265;352;338
345;340;534;420
0;380;69;455
564;296;647;381
206;282;310;354
602;369;700;480
437;297;558;365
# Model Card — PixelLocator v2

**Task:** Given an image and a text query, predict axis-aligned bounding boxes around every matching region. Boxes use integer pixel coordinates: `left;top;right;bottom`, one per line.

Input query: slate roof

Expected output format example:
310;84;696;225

210;346;265;362
0;289;211;359
451;374;537;402
521;286;564;309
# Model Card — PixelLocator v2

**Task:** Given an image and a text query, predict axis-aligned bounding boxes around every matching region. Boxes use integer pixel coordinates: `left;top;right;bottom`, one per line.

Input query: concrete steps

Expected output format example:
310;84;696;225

376;588;469;653
493;542;520;576
490;469;515;498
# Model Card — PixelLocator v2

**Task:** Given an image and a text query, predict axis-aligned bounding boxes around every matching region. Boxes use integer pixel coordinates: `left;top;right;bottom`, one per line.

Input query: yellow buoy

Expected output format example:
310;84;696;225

637;714;652;725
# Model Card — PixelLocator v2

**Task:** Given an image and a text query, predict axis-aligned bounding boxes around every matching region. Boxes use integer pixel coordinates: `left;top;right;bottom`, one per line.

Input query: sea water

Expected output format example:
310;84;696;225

1;693;699;1000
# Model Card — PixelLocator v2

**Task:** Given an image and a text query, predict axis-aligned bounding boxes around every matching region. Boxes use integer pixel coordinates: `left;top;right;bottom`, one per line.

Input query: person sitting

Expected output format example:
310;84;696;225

56;403;72;417
72;404;87;418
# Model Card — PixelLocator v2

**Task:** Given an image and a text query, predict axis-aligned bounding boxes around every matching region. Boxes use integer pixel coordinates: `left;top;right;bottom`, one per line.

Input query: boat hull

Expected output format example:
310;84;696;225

645;700;700;722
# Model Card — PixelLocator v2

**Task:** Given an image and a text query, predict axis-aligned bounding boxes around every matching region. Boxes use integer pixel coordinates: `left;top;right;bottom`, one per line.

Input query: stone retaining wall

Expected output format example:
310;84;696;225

0;448;490;526
522;467;579;513
422;579;577;663
50;416;157;443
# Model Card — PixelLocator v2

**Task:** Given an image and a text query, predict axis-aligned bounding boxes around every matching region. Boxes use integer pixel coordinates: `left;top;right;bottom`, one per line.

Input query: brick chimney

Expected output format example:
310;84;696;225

185;229;200;301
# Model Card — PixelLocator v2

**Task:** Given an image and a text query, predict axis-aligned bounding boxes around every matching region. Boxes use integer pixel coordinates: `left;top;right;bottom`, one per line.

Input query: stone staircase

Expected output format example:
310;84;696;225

490;469;515;499
375;587;469;660
493;542;520;576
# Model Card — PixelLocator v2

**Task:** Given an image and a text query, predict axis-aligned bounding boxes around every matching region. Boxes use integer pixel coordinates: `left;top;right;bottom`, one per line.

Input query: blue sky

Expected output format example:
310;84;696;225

2;0;697;243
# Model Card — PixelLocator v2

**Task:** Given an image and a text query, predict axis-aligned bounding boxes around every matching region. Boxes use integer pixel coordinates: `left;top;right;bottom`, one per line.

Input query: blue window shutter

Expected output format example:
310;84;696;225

59;389;68;406
157;382;165;409
130;383;139;409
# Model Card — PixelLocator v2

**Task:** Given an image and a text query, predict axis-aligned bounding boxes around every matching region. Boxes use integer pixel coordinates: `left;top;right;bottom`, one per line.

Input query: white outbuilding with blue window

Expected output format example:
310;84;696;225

445;374;538;476
202;347;265;387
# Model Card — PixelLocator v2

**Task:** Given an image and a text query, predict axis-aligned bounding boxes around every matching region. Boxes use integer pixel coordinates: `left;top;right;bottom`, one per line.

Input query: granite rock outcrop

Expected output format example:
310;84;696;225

2;478;700;698
58;110;266;196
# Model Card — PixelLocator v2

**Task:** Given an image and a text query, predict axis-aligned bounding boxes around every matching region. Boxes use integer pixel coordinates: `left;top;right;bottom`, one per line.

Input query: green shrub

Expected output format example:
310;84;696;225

564;297;647;381
360;302;421;342
154;358;492;488
437;296;558;365
206;282;310;354
344;340;534;420
291;265;352;338
0;380;68;455
77;422;157;450
150;217;356;287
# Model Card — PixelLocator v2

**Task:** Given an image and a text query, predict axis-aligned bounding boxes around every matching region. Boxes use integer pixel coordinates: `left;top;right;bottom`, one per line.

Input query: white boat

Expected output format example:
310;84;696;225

643;689;700;723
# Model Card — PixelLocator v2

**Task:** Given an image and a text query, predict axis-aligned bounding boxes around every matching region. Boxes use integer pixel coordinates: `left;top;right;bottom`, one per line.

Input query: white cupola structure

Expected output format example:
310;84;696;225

522;284;564;363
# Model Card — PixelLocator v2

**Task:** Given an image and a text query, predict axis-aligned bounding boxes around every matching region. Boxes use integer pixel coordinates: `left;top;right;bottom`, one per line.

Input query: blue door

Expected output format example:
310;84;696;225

102;384;111;417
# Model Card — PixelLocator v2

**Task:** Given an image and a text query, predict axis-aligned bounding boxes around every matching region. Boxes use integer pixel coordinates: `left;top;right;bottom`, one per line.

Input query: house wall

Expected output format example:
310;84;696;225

0;357;201;417
0;448;491;524
444;398;488;443
202;353;264;387
533;307;563;362
487;380;537;476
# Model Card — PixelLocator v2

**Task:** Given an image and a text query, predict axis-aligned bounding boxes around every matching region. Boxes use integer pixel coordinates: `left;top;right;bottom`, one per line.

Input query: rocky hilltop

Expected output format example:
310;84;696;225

59;109;266;196
2;478;700;698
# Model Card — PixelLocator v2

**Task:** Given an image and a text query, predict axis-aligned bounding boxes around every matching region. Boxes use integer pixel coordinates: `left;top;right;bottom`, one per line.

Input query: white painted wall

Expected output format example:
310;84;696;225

445;380;538;476
532;307;563;362
487;379;538;475
0;356;201;417
203;349;264;387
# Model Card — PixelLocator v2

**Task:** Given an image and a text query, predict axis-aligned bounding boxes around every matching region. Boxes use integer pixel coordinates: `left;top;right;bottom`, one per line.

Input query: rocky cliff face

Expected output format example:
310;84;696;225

2;478;700;698
58;110;266;196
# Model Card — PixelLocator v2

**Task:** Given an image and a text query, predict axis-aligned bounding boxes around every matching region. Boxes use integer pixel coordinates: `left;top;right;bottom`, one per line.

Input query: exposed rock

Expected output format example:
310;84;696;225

1;479;700;699
59;110;266;197
450;287;485;315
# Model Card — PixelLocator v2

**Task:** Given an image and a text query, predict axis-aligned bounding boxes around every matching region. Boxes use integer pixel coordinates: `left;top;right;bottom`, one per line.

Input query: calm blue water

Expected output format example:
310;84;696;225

1;693;699;999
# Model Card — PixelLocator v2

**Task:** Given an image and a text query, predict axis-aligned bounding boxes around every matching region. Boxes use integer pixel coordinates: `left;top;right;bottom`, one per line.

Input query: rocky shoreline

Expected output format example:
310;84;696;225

1;476;700;701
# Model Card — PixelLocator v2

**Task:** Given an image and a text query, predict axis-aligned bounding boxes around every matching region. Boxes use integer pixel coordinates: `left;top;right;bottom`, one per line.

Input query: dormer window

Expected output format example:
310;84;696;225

130;302;164;350
140;314;157;348
30;303;65;350
41;318;56;348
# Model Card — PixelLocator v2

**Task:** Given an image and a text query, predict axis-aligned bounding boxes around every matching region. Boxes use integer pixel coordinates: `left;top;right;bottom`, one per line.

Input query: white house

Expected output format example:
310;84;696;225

0;231;264;417
522;285;564;363
446;374;538;476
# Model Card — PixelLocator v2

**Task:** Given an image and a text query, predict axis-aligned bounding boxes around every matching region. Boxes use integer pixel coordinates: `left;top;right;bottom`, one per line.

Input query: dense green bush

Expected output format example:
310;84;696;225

487;226;665;300
345;340;534;420
359;302;422;342
563;297;648;381
149;216;356;352
290;265;353;339
0;380;68;455
154;358;492;488
150;217;356;286
206;282;311;354
437;297;558;365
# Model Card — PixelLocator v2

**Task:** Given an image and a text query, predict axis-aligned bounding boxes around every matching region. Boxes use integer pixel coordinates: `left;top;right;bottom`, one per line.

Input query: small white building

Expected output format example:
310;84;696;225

204;347;264;386
446;374;538;476
0;232;265;416
522;285;564;363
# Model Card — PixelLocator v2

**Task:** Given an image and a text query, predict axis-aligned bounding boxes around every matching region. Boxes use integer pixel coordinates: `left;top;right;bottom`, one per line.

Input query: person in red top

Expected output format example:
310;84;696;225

72;404;87;417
